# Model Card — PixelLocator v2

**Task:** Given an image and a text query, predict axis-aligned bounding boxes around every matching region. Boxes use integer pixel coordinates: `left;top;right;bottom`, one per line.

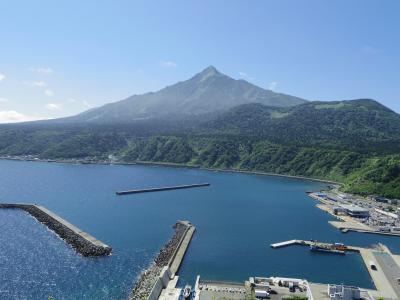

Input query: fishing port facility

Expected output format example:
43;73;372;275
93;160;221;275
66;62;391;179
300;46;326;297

308;189;400;236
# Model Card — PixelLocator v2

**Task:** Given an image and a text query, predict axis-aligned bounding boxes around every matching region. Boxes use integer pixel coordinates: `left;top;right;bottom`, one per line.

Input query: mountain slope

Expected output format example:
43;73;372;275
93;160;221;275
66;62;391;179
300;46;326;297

203;99;400;153
60;66;306;123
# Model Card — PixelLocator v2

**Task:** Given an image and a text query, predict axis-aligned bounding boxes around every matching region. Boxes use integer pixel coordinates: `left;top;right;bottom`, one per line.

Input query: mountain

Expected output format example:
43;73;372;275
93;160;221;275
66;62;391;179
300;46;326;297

203;99;400;153
59;66;306;123
0;70;398;198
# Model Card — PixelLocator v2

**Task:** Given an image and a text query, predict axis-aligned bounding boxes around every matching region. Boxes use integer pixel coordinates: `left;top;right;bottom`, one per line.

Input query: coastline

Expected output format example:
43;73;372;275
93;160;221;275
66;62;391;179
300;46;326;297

0;156;341;185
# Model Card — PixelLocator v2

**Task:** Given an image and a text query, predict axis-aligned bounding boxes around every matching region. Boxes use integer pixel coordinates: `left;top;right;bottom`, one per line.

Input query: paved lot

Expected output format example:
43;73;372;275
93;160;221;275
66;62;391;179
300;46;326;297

374;251;400;298
198;283;305;300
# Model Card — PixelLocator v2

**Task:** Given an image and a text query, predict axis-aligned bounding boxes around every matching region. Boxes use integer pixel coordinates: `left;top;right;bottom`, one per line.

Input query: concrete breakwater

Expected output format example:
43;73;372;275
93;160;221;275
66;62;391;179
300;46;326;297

0;203;112;256
116;183;210;195
130;220;195;300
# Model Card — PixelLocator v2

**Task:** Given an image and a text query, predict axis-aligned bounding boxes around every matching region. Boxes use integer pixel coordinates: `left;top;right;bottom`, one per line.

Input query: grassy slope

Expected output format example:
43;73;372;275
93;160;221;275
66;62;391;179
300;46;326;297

118;136;400;198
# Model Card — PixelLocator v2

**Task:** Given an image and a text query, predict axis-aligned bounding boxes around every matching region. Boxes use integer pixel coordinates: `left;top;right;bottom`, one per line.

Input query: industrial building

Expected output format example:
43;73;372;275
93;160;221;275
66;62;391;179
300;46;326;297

339;204;370;218
333;206;348;215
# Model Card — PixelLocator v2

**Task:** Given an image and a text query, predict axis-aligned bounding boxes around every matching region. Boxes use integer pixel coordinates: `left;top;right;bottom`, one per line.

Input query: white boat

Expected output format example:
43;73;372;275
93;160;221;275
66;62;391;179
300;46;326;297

183;285;191;299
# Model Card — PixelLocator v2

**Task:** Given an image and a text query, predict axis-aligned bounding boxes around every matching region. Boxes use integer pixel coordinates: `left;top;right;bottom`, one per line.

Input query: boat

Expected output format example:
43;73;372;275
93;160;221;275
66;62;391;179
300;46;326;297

183;285;192;299
310;243;346;255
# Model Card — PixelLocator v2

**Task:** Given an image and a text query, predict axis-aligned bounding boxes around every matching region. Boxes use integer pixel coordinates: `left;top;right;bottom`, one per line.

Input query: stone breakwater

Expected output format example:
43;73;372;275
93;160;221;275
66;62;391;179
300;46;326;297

0;203;112;256
130;221;192;300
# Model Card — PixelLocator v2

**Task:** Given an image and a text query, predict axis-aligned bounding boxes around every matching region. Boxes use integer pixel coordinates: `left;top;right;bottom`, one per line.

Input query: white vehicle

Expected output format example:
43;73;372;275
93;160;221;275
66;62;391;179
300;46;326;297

255;289;269;298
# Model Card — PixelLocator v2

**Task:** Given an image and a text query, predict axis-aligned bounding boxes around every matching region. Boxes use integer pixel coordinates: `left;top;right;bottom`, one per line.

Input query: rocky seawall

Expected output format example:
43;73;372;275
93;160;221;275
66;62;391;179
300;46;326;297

130;221;192;300
0;203;112;256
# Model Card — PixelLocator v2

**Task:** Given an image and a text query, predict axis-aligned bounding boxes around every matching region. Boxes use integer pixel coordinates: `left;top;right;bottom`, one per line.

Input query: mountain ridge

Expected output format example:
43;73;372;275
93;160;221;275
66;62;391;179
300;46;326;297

0;68;398;198
53;66;306;124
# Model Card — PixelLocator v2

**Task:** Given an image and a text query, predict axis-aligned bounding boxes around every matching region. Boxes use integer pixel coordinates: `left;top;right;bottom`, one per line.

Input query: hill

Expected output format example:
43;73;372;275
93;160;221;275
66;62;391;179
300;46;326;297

202;99;400;153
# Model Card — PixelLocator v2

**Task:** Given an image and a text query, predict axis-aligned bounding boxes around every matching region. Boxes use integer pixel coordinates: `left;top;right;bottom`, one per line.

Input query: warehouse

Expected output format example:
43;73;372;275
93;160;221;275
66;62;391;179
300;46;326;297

340;204;370;218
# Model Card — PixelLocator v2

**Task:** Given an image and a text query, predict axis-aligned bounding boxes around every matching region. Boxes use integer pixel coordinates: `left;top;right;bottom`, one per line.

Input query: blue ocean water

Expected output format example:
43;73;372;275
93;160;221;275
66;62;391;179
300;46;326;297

0;160;399;299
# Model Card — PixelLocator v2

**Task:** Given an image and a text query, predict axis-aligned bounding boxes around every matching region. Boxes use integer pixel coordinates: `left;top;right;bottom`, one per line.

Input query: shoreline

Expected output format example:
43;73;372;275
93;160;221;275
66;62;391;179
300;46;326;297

0;156;341;185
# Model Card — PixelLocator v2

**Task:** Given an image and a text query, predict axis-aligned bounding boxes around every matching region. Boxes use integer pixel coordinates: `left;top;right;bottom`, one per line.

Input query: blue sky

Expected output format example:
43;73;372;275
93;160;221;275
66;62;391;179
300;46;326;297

0;0;399;122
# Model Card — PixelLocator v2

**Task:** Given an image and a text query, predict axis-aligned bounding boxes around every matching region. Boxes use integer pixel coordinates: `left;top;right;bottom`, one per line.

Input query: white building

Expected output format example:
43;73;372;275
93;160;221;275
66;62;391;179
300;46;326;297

328;284;361;300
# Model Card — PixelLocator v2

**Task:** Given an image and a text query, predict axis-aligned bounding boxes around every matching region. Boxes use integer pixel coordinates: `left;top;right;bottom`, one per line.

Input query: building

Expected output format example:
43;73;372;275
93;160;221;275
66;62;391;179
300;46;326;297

333;206;347;215
375;208;398;219
328;284;361;300
340;204;370;218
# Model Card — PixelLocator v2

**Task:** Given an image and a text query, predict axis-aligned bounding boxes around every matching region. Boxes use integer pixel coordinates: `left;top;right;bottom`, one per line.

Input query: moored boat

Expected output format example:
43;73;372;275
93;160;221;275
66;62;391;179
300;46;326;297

183;285;192;299
310;243;346;255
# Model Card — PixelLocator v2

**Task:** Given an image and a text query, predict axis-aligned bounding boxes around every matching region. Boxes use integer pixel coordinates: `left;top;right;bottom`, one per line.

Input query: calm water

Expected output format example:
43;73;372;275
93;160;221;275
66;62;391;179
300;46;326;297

0;160;399;299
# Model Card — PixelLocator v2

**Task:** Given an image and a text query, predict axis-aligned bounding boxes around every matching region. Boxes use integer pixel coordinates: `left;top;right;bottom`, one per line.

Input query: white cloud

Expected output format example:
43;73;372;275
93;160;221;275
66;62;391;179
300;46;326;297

239;71;254;81
33;81;46;87
44;89;54;97
31;67;54;74
45;103;62;110
160;61;177;68
67;98;91;108
0;97;9;103
0;73;5;82
82;100;91;108
268;81;278;91
24;80;47;87
0;110;42;123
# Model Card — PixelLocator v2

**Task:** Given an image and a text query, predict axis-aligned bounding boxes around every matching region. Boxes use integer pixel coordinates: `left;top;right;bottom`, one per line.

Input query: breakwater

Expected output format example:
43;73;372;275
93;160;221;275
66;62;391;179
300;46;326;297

116;183;210;195
0;203;112;256
130;220;195;300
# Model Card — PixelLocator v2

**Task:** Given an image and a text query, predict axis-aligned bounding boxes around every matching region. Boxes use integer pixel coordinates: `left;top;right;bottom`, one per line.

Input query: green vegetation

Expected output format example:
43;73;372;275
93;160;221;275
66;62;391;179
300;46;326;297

0;99;398;198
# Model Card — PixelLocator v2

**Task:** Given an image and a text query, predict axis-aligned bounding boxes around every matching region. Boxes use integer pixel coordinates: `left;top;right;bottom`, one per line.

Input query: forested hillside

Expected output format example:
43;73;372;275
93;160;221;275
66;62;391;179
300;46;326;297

0;128;399;198
0;86;399;199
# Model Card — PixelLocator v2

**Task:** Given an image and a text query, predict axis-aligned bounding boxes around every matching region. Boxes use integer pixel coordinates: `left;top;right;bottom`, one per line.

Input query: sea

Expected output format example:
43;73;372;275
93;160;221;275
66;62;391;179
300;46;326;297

0;160;399;299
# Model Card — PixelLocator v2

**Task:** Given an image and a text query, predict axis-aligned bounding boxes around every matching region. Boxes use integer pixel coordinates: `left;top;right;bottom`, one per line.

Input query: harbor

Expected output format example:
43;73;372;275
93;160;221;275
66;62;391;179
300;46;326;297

308;191;400;236
1;160;399;299
116;183;210;195
271;239;400;299
0;203;112;256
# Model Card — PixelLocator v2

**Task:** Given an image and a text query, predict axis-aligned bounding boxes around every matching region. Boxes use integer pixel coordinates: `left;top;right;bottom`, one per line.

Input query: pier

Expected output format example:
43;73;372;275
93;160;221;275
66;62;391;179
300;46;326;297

270;239;360;251
271;239;400;299
130;220;196;300
270;239;300;248
0;203;112;256
116;183;210;195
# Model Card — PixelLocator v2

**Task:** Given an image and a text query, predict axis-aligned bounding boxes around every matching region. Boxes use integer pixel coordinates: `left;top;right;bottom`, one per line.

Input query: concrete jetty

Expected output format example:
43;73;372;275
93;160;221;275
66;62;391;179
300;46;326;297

270;239;299;248
270;239;359;252
0;203;112;256
129;220;195;300
116;183;210;195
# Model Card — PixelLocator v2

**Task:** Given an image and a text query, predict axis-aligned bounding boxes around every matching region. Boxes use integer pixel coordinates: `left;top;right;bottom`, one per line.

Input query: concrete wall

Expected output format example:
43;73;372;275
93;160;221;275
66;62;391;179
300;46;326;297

147;267;172;300
148;278;164;300
0;203;111;256
306;281;314;300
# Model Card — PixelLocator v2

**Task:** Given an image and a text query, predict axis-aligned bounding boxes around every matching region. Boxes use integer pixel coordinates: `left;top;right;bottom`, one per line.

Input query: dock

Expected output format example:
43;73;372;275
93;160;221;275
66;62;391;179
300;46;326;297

0;203;112;256
270;239;300;248
309;193;400;237
130;220;196;300
271;239;400;299
116;183;210;195
270;239;360;252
